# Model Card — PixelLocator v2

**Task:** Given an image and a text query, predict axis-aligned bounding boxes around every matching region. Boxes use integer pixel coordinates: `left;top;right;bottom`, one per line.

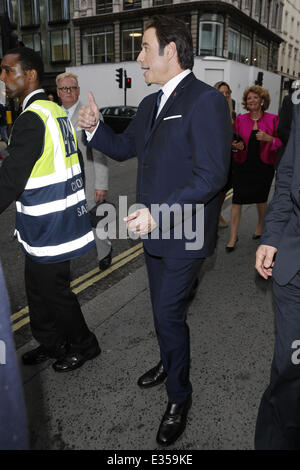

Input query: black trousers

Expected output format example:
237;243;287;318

255;271;300;449
144;248;204;403
24;256;98;356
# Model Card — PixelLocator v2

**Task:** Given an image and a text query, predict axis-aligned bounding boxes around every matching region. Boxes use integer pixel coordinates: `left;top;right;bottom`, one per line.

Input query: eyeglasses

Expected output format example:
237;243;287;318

58;86;78;93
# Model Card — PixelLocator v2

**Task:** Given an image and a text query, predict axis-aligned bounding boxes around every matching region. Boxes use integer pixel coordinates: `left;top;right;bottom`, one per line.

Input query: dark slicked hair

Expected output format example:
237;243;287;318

145;15;194;70
5;47;44;83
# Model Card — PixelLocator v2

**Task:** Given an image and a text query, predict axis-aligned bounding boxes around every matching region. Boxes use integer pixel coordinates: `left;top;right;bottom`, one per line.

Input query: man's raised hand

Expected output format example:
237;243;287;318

77;91;100;132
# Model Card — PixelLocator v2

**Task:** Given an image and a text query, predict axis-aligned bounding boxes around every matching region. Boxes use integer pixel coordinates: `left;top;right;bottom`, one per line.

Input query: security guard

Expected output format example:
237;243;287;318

0;47;100;372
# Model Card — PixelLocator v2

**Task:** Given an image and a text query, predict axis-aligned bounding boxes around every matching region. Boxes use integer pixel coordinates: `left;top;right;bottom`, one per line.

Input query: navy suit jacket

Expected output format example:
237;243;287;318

261;103;300;285
0;262;28;449
88;72;232;258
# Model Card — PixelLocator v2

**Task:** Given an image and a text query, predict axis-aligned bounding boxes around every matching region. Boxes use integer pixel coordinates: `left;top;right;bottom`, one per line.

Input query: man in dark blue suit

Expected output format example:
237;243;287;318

0;261;28;449
255;102;300;449
78;15;232;446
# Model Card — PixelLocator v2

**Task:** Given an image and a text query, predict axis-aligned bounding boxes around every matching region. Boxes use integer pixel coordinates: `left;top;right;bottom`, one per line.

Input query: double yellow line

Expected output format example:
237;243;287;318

11;242;144;332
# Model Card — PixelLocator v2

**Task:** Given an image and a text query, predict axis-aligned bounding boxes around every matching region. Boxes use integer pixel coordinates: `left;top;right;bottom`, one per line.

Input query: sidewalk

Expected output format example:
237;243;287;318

18;201;274;450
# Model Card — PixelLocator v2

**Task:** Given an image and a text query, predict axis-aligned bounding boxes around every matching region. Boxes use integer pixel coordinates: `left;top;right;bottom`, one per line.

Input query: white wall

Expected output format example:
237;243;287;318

67;57;282;114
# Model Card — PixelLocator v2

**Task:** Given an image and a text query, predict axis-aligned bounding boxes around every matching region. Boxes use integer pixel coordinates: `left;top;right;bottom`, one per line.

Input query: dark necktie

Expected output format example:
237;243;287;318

151;89;163;127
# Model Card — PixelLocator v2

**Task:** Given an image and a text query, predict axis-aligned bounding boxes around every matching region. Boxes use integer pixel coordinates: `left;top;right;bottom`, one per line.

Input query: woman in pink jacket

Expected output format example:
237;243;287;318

226;85;282;252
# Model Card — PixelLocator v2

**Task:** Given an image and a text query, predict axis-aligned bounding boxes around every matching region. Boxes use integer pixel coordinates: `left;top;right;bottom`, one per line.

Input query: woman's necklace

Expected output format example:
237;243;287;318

251;113;262;121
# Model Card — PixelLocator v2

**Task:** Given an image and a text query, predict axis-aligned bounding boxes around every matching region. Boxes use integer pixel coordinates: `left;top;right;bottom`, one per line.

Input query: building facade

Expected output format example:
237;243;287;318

0;0;77;91
72;0;283;74
277;0;300;91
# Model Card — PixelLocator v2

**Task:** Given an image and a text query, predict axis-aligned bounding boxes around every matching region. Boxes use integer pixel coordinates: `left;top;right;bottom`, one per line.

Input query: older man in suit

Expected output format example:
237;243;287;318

78;15;232;446
56;73;112;271
255;103;300;449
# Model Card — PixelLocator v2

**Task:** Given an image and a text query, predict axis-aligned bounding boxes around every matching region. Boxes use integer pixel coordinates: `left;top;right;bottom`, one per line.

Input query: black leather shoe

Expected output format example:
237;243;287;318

22;345;51;365
52;346;101;373
156;395;192;446
137;360;167;388
99;248;112;271
188;278;199;302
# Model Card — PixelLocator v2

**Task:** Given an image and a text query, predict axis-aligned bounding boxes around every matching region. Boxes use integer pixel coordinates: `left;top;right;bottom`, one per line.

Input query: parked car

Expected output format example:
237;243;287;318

99;106;137;133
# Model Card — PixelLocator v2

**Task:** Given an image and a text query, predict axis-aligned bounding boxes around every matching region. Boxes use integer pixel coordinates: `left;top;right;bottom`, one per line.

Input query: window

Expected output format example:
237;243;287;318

240;34;251;64
153;0;172;5
263;0;271;23
271;2;279;28
255;0;262;17
121;22;142;61
228;28;240;61
50;29;70;62
82;25;114;64
19;0;39;26
48;0;69;22
22;32;41;52
255;42;268;69
123;0;141;10
96;0;112;14
0;0;15;22
199;14;224;57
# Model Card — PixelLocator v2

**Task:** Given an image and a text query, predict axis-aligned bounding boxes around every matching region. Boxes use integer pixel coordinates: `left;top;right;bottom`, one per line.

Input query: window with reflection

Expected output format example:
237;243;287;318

228;28;240;61
199;14;224;57
48;0;69;22
19;0;39;26
255;42;268;69
121;22;142;61
96;0;112;14
22;32;41;52
123;0;141;10
82;25;114;64
50;29;70;62
240;34;251;64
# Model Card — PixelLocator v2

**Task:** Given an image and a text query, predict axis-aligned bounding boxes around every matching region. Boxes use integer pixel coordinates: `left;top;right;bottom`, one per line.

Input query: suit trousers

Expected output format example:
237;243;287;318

255;271;300;449
144;248;204;403
24;256;98;356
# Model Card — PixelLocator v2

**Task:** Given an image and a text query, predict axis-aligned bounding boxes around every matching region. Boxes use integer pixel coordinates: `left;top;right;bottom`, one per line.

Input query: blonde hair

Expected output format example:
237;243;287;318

242;85;270;111
56;72;79;87
214;81;234;123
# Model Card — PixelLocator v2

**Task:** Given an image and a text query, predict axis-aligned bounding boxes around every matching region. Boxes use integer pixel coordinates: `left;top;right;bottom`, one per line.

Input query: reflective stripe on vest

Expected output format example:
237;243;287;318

15;100;94;262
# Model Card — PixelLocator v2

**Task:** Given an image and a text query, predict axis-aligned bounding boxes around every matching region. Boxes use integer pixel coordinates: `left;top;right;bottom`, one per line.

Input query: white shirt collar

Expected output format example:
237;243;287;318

161;69;192;100
156;69;191;116
61;100;79;121
22;89;45;110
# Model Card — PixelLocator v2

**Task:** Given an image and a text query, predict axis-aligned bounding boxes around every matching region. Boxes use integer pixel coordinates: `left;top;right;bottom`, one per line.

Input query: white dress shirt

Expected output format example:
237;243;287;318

22;88;45;110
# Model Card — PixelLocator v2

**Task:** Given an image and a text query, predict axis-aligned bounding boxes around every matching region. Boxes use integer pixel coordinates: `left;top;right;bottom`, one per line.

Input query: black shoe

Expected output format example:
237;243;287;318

188;278;199;302
22;345;51;365
99;248;112;271
156;395;192;446
252;233;261;240
137;360;167;388
52;346;101;373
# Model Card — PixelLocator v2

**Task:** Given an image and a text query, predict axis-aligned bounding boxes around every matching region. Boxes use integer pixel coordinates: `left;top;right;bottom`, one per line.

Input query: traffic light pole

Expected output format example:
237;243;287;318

124;70;127;106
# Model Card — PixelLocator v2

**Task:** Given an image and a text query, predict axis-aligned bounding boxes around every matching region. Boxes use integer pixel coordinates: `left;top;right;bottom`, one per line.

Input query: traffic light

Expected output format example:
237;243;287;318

255;71;264;86
125;77;132;89
116;68;123;89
